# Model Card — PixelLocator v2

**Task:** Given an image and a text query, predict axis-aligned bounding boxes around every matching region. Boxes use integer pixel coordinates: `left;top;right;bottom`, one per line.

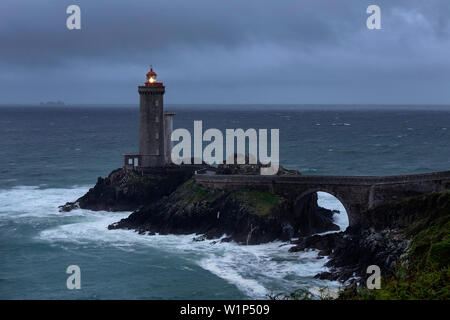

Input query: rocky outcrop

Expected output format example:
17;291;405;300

60;163;339;244
108;178;339;244
290;227;409;282
60;164;450;298
59;167;198;212
290;191;450;286
59;160;301;212
216;158;301;176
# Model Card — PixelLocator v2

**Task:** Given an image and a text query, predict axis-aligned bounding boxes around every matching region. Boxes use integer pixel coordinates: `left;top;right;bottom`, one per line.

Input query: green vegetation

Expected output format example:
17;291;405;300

176;179;285;216
232;189;285;216
344;266;450;300
276;191;450;300
341;191;450;300
180;178;221;204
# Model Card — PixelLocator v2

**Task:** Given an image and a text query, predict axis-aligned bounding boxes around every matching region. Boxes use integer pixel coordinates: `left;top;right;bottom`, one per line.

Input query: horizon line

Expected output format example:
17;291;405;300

1;103;450;107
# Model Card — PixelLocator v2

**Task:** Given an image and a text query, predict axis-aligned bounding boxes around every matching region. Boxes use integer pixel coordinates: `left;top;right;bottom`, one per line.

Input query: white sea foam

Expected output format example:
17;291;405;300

1;186;344;299
0;186;88;218
39;211;338;298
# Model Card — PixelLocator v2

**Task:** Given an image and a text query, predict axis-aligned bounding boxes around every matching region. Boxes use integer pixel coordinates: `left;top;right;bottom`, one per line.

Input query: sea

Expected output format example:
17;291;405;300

1;104;449;299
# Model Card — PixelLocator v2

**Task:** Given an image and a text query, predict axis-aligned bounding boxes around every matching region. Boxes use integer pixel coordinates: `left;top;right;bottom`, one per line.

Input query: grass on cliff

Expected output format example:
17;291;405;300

232;190;285;216
180;178;222;204
274;191;450;300
341;191;450;300
178;179;285;216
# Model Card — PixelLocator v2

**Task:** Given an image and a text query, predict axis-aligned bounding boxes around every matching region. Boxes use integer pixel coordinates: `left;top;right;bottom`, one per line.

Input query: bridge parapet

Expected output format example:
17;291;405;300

195;170;450;187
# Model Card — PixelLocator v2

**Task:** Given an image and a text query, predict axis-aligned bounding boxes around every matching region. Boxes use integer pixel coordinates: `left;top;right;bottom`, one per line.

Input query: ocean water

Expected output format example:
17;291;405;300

0;105;449;299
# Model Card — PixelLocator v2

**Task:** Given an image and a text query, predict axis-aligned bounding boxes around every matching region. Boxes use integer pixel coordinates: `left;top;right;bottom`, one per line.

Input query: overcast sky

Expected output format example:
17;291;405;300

1;0;449;105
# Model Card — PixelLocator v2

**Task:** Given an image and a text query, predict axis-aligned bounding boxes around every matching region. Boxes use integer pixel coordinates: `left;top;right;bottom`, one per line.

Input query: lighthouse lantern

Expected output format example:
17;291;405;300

145;66;162;87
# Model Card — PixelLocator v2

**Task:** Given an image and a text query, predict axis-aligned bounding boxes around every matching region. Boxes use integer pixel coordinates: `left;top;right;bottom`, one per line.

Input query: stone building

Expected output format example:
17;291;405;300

124;67;175;169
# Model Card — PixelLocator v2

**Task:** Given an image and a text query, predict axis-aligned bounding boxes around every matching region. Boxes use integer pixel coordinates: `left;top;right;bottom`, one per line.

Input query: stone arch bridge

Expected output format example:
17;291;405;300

194;171;450;226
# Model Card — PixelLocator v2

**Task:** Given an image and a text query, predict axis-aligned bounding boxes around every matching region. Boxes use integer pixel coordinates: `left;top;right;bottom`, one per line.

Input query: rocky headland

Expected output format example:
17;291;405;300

60;166;450;299
108;177;339;244
289;191;450;299
61;165;339;244
60;166;200;212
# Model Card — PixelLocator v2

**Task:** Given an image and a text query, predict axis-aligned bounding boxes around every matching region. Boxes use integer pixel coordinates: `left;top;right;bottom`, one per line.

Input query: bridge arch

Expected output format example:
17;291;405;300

295;188;351;229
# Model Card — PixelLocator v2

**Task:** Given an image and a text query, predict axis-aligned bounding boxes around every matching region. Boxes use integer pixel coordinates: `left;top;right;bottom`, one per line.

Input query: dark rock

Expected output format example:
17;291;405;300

290;201;413;283
216;158;301;176
292;193;340;235
293;227;409;282
108;179;339;244
59;167;199;212
193;235;207;242
314;271;332;279
59;201;80;212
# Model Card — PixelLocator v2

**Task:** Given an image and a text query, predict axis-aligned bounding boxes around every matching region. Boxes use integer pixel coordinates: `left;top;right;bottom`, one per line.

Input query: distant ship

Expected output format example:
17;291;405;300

39;100;65;106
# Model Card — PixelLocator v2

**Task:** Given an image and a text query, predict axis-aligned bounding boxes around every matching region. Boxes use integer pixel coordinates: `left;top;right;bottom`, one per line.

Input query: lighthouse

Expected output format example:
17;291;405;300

123;67;175;169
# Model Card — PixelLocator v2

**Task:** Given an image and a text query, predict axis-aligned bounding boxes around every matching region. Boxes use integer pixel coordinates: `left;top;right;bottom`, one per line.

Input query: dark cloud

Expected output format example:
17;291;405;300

0;0;449;104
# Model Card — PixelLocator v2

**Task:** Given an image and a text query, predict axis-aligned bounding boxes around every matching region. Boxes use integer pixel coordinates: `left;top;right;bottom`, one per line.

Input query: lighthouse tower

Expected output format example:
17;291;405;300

123;67;175;169
138;67;165;167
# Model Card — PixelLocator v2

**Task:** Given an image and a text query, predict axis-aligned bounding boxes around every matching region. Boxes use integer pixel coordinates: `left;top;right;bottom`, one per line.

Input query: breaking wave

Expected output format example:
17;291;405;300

0;186;344;299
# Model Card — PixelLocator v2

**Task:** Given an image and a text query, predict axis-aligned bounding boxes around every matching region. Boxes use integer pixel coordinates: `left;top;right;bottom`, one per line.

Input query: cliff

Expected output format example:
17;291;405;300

60;166;339;244
59;167;198;212
290;191;450;299
59;166;450;298
108;178;339;244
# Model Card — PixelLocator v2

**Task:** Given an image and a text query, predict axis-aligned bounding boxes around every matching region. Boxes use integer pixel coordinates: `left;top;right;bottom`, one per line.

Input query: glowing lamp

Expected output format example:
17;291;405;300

145;66;162;86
